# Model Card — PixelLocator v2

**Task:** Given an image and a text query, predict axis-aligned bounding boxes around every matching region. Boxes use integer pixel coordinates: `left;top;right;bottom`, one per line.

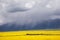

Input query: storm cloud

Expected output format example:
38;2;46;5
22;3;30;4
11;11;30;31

0;0;60;28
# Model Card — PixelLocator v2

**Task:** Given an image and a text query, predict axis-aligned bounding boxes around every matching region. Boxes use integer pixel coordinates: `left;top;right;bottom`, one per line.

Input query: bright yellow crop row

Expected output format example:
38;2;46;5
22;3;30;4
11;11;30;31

0;30;60;40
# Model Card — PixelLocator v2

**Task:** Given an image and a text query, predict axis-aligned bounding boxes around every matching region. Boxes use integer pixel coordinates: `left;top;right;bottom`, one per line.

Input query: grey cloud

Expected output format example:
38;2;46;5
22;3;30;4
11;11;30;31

7;7;30;13
0;0;60;26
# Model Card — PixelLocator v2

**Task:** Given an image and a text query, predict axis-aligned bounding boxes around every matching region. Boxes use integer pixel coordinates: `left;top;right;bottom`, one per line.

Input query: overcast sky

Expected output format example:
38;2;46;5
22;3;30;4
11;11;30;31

0;0;60;26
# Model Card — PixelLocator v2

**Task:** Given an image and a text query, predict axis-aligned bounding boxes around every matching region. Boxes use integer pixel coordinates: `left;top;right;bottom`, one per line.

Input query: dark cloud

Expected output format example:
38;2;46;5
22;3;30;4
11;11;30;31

7;7;30;13
0;0;60;31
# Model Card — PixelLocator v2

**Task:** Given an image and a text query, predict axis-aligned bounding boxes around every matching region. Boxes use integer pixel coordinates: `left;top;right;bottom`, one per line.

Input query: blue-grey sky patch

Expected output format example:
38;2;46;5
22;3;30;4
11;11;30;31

0;0;60;31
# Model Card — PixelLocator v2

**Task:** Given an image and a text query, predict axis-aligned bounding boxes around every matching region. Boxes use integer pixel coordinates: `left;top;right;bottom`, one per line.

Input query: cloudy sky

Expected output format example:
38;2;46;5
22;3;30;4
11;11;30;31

0;0;60;31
